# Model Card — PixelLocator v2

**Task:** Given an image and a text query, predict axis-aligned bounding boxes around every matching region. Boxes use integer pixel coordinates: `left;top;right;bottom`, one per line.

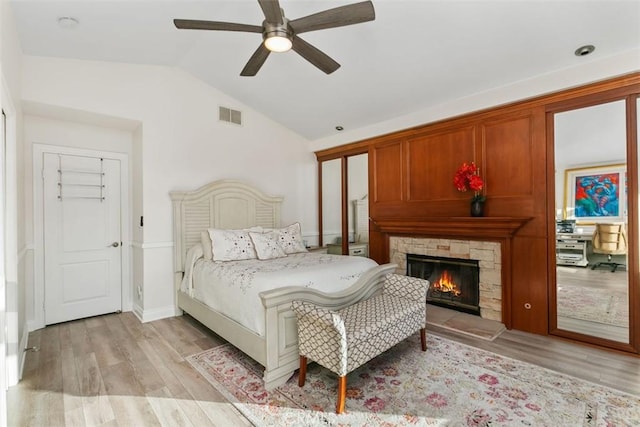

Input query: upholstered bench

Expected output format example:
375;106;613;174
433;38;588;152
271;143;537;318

291;273;428;414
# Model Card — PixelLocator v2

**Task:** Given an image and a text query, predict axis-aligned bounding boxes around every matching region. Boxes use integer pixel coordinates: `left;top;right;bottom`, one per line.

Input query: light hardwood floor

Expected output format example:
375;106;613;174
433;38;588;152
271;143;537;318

556;265;629;342
8;311;640;426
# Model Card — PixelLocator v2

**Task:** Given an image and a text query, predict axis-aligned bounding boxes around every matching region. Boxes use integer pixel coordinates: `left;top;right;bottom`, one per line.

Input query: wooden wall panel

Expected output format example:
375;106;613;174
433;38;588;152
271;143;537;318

372;141;403;203
368;228;387;264
479;110;548;235
511;236;549;335
317;73;640;351
483;116;534;198
407;127;476;201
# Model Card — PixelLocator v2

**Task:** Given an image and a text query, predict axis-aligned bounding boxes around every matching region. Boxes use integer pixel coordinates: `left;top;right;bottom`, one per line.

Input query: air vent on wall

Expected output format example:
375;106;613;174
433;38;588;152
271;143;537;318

219;106;242;125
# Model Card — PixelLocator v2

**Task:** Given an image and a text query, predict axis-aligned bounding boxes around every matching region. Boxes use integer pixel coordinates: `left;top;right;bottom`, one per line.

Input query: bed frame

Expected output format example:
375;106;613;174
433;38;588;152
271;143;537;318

171;180;396;389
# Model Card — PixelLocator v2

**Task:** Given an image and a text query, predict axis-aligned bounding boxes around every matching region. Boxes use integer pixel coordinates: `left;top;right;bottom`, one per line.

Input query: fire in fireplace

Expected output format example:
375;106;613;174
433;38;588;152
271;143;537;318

406;254;480;315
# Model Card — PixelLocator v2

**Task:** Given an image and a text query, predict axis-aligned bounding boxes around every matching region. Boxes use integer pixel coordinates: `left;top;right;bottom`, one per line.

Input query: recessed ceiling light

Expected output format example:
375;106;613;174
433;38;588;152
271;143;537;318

335;126;344;131
57;16;79;29
574;45;595;57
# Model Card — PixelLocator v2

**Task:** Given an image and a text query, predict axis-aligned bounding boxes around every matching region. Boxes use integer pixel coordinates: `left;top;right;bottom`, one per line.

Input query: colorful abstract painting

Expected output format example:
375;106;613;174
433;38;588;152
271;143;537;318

564;164;626;223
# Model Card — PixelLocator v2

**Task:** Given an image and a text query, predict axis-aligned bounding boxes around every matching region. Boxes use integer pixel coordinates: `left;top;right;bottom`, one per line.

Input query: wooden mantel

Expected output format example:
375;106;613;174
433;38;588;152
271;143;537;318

372;217;532;240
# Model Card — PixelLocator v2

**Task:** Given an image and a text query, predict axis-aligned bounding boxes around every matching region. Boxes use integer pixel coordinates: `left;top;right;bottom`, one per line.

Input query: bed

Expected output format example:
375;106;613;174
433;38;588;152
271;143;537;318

171;180;396;389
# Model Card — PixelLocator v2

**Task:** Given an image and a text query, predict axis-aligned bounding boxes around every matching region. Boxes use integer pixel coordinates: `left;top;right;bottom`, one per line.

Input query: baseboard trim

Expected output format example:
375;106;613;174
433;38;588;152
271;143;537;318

18;327;29;382
27;320;45;332
132;303;144;322
135;304;180;323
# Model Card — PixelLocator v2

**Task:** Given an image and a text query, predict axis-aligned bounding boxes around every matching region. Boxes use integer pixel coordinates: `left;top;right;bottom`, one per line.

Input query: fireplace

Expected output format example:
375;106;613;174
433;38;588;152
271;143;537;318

390;237;502;321
407;254;481;316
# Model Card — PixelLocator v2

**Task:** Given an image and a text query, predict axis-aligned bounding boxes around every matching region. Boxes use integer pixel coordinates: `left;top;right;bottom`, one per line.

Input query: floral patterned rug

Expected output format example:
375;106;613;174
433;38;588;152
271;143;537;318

186;333;640;426
557;283;629;326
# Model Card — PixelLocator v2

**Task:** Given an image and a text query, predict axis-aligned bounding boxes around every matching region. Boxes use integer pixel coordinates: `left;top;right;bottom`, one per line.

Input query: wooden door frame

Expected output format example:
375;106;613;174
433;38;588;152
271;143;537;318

316;147;369;253
32;144;131;331
546;89;640;354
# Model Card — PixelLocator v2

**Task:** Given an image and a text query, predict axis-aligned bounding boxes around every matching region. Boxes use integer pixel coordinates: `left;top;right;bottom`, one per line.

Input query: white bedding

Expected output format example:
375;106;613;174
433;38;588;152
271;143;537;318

182;247;378;336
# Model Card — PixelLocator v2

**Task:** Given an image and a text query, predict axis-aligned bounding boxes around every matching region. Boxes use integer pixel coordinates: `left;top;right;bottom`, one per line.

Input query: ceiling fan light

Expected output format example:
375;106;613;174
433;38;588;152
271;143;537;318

264;35;292;53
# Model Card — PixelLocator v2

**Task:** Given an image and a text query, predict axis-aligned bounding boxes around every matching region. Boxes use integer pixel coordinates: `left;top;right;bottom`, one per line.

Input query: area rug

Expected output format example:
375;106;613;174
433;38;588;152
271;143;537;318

557;283;629;326
186;333;640;426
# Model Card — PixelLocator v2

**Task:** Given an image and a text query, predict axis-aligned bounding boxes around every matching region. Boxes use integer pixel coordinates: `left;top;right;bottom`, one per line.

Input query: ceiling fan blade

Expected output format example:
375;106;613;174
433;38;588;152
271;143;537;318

258;0;283;24
240;43;271;76
289;1;375;34
174;19;262;33
292;36;340;74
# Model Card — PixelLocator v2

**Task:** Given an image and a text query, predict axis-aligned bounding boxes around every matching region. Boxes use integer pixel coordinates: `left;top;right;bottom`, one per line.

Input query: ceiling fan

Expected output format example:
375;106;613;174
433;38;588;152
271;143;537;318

174;0;375;76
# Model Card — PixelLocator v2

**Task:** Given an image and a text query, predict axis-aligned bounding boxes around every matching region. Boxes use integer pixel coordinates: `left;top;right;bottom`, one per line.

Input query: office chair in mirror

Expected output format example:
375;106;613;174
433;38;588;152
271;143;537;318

591;223;628;272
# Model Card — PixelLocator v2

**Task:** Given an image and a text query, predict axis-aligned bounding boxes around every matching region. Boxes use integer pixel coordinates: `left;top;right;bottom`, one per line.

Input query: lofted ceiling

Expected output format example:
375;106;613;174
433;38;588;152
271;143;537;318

9;0;640;141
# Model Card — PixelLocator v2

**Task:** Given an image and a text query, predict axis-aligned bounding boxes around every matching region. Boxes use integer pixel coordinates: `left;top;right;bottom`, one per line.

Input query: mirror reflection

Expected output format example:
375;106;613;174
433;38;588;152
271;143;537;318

347;154;369;257
554;99;629;343
321;153;370;257
321;159;342;246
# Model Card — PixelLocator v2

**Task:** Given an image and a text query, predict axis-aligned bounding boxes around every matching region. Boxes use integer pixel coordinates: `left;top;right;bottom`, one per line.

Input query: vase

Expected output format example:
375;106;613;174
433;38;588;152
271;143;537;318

470;200;485;217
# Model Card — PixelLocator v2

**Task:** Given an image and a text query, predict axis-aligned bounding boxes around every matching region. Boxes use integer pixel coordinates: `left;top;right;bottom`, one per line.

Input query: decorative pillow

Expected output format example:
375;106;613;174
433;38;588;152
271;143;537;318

202;226;264;261
208;229;257;261
276;222;308;254
201;231;213;261
249;231;287;260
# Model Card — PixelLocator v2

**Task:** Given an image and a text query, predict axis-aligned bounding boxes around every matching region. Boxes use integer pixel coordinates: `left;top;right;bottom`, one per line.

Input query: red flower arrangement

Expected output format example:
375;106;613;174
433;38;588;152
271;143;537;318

454;162;485;202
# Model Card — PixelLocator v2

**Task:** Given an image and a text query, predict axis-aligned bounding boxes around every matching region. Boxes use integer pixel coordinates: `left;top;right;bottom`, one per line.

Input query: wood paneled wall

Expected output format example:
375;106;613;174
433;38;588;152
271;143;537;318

368;107;548;333
316;72;640;340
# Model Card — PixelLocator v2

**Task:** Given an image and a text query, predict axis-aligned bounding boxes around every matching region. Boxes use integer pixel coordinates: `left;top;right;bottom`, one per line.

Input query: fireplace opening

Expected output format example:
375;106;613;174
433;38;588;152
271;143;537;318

407;254;480;316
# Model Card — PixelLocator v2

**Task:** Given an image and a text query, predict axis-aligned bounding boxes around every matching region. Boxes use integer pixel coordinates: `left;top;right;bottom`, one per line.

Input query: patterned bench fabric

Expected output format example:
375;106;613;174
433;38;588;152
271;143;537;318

292;273;428;377
384;273;429;303
292;300;348;372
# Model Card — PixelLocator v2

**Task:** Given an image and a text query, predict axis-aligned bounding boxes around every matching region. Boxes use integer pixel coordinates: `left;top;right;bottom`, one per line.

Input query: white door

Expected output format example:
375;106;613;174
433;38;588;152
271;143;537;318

43;153;122;325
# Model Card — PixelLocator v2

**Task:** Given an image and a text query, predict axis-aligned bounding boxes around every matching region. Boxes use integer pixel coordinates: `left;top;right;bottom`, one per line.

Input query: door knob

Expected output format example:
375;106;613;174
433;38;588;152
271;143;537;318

110;242;120;248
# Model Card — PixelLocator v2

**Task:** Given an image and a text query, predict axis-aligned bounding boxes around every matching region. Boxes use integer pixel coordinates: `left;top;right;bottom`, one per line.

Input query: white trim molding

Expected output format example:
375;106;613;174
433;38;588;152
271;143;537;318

130;241;174;249
134;304;181;323
18;325;29;381
17;243;33;262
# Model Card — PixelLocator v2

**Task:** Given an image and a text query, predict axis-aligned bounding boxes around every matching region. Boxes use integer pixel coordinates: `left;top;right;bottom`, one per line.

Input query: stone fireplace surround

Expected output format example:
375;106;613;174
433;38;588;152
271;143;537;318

372;216;531;328
390;237;502;321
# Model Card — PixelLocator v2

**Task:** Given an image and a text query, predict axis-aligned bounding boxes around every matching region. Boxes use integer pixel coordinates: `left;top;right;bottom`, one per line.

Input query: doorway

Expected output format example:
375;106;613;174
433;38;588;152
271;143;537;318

33;145;130;329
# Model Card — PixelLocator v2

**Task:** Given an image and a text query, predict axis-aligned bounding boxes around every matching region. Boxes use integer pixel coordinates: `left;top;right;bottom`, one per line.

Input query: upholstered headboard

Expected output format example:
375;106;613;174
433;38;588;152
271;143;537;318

170;180;283;276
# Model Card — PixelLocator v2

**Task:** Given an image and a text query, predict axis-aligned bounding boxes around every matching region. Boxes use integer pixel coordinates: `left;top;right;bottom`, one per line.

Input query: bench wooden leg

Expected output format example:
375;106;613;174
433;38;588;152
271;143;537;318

298;356;307;387
336;376;347;414
420;328;427;351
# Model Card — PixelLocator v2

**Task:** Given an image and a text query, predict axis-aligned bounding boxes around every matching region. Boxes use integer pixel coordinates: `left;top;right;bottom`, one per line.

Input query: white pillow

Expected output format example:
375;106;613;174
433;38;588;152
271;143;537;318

201;231;213;261
276;222;308;254
208;229;257;261
249;231;287;260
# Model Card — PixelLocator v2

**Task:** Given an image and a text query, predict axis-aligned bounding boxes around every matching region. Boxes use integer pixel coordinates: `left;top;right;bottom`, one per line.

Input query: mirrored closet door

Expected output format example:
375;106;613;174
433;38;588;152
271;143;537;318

551;98;633;346
318;152;369;256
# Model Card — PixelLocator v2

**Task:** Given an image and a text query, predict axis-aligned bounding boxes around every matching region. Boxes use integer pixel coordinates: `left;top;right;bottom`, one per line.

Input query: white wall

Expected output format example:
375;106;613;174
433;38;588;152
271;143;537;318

1;0;24;414
131;124;144;317
310;49;640;151
321;159;342;244
20;56;315;321
347;154;367;240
